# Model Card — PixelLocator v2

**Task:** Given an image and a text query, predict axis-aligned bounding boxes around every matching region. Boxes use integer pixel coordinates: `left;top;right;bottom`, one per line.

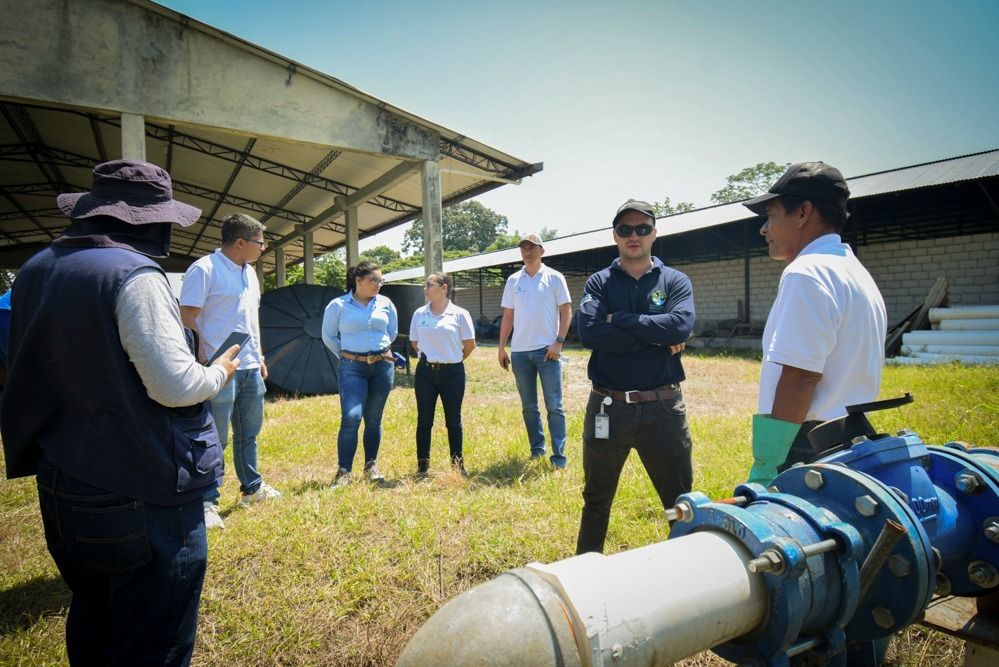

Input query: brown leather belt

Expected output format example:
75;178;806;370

341;349;393;364
593;383;679;404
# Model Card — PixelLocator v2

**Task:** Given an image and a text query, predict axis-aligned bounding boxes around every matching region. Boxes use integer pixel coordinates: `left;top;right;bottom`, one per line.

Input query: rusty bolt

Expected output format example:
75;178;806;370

968;562;999;589
935;573;952;596
872;607;895;629
855;495;879;517
805;470;825;490
747;549;785;575
955;470;983;494
984;519;999;544
887;555;911;578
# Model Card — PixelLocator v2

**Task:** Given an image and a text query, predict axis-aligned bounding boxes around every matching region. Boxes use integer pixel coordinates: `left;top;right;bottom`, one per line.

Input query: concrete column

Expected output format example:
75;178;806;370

120;113;146;161
256;258;265;291
302;229;314;285
275;246;286;288
341;195;359;268
421;159;443;274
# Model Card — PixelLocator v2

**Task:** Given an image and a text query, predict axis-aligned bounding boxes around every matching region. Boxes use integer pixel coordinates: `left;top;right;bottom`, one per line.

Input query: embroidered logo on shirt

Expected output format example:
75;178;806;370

648;289;667;314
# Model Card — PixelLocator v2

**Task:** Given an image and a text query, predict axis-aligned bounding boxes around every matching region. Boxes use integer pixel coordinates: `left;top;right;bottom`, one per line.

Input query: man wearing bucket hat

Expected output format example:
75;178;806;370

742;162;886;486
1;160;241;666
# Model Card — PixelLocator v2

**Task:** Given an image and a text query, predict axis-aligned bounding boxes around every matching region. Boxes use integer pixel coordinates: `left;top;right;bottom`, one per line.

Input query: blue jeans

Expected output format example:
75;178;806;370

36;458;207;666
207;368;265;502
337;356;394;470
414;361;466;460
511;347;567;467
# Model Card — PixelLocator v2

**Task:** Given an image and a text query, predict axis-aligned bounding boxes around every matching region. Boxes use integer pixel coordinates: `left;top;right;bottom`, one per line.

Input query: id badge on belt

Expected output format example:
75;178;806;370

594;396;612;439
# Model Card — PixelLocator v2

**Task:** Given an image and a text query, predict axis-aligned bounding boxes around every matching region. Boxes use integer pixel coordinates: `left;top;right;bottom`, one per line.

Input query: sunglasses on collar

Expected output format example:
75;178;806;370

614;223;655;237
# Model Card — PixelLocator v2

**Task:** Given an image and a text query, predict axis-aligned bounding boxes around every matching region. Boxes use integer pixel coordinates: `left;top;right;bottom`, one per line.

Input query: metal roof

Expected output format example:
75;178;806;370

384;149;999;282
0;0;541;272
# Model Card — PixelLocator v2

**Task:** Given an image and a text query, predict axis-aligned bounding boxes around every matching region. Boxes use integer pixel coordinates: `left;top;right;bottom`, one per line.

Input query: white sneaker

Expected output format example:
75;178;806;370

240;482;281;506
204;502;225;530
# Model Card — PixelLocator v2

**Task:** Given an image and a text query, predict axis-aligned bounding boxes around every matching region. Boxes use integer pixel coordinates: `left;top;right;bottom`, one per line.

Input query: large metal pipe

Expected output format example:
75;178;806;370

397;531;766;666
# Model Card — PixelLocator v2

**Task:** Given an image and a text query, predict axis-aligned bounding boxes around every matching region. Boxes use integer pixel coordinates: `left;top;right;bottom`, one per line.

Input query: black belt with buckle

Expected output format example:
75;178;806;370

419;359;462;369
593;383;680;404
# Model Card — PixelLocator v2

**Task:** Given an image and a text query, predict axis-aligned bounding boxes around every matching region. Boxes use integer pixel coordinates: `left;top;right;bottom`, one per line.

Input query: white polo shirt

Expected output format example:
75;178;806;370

409;301;475;364
179;249;263;369
758;234;887;421
501;264;571;352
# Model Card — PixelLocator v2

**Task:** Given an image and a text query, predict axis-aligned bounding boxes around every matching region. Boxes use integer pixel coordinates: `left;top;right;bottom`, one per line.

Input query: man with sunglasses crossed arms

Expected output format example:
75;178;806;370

575;199;695;554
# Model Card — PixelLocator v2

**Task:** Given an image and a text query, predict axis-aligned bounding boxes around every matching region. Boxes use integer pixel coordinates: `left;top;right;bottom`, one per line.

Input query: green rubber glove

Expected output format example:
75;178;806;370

747;414;802;486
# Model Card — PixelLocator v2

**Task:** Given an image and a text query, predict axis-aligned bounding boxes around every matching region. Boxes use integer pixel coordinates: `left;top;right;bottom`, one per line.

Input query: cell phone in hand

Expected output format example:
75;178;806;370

207;331;250;364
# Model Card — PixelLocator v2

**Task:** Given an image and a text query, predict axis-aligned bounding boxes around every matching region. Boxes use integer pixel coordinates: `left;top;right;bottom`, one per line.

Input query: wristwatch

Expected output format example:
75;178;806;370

556;336;566;343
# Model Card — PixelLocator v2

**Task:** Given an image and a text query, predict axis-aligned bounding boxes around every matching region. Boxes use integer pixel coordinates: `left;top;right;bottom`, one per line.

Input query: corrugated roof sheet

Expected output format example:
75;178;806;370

385;149;999;283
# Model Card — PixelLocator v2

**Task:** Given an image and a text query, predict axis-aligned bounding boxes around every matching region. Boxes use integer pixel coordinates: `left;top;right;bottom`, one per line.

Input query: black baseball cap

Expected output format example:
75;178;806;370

612;199;656;226
743;162;850;215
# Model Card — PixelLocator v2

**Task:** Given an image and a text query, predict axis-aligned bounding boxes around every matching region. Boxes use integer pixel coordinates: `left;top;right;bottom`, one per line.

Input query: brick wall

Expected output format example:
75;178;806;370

457;231;999;333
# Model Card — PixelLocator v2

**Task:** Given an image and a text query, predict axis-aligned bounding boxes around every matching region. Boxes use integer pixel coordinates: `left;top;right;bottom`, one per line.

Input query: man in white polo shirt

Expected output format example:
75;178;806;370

180;213;281;529
497;233;572;469
742;162;887;485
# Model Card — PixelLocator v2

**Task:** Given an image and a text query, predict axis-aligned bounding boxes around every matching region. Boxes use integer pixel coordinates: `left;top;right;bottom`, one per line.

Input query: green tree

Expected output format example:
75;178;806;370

403;201;509;255
264;251;345;290
710;162;789;205
484;226;558;252
652;198;695;217
360;245;402;268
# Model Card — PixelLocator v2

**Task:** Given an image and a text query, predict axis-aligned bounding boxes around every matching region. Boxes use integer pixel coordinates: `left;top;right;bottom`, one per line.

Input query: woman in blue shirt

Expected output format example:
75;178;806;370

321;261;398;487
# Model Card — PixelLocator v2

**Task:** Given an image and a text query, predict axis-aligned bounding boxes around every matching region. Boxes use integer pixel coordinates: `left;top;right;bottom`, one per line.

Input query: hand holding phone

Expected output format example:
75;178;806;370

207;331;250;365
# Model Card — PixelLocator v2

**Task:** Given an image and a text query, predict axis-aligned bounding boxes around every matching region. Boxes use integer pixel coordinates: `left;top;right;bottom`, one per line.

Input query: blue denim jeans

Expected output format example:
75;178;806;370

36;458;207;666
414;361;466;460
511;347;567;467
337;356;394;470
207;368;265;501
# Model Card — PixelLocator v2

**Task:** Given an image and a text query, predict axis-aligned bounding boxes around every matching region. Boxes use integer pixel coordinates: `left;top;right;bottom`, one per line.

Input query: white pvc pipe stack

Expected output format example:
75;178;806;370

900;344;999;356
896;305;999;365
937;319;999;331
929;306;999;322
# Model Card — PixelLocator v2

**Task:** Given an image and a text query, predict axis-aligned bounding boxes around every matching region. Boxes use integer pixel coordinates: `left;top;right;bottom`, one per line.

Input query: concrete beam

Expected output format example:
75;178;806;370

269;160;419;251
120;112;145;160
422;159;443;275
0;0;438;161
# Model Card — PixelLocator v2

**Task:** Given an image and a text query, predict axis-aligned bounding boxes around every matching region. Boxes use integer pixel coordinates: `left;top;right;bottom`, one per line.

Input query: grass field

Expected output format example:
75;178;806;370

1;346;996;666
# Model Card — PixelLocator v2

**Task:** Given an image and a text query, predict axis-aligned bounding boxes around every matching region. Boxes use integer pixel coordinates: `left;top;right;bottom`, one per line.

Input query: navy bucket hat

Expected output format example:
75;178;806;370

57;160;201;227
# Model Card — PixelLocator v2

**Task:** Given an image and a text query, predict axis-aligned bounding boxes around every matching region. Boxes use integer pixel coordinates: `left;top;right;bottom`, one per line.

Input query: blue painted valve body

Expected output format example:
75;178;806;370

670;431;999;666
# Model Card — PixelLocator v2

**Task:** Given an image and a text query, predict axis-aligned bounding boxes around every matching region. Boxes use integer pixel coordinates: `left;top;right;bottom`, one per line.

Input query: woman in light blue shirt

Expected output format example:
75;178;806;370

321;261;398;487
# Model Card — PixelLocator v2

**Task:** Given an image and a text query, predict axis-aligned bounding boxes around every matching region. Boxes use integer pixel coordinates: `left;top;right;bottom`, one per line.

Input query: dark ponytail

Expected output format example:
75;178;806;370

347;260;380;292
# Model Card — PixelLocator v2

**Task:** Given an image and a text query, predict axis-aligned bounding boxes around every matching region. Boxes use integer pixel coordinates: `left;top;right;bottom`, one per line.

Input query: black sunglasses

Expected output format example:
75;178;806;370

614;223;654;237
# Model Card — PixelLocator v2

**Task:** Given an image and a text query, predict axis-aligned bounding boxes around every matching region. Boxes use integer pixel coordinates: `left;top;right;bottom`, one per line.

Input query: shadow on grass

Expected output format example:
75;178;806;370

473;455;554;486
0;575;70;635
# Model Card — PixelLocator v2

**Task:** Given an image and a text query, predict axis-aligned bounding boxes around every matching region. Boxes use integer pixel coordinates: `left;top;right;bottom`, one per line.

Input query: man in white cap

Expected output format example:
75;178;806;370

497;233;572;469
1;160;240;665
742;162;887;485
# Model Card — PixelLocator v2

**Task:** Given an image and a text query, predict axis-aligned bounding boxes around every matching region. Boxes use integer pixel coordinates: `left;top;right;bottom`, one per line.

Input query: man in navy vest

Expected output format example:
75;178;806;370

1;160;240;666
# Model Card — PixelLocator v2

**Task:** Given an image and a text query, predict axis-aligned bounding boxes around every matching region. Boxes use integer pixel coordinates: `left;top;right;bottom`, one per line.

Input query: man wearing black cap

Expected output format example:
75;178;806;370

1;160;241;665
742;162;887;485
575;200;695;554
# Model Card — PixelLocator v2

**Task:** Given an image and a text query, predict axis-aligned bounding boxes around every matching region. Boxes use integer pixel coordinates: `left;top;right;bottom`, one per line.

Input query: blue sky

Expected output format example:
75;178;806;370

157;0;999;248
